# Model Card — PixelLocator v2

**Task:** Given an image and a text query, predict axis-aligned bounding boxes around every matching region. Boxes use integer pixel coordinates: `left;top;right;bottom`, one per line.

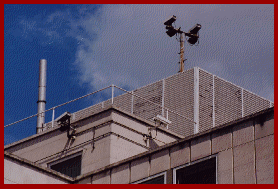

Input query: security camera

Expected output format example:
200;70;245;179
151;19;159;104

56;112;71;131
153;115;171;128
164;15;177;26
166;25;178;37
186;24;202;45
188;24;202;35
56;112;71;123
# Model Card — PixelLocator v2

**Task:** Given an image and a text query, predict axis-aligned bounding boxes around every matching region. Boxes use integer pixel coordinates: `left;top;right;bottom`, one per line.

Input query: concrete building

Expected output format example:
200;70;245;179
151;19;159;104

4;67;274;184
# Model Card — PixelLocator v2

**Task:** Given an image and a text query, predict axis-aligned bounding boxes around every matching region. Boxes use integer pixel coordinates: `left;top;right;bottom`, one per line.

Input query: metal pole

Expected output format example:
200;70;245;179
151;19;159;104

51;108;55;128
179;33;185;72
37;59;47;133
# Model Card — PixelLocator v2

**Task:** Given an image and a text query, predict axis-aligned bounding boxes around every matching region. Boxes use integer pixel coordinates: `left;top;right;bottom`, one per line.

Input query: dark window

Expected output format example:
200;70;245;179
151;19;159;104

50;154;82;178
176;157;216;184
140;175;165;184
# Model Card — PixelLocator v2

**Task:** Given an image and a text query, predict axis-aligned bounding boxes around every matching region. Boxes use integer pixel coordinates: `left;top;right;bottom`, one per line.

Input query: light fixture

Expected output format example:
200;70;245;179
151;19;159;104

186;24;202;45
164;15;177;26
164;15;178;37
163;16;202;72
166;25;178;37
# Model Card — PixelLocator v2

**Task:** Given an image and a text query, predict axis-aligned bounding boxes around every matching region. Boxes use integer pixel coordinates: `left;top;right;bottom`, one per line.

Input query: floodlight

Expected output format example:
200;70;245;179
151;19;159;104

187;24;202;45
164;15;177;26
187;34;199;45
163;15;202;72
166;25;178;37
188;24;202;35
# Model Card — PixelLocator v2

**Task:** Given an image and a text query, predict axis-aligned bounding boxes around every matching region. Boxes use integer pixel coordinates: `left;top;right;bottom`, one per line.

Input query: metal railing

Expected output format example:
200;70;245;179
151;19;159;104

4;85;195;130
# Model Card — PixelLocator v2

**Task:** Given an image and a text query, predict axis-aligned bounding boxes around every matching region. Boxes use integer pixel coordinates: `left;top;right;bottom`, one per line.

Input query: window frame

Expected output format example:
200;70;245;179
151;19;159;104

48;151;83;177
132;171;167;184
173;155;218;184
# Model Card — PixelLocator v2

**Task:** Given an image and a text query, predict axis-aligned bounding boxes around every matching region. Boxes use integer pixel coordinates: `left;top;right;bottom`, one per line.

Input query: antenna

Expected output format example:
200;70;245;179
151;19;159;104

164;15;202;72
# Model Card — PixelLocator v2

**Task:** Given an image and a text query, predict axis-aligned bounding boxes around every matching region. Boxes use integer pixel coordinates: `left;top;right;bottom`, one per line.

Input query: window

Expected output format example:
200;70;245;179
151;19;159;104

133;172;166;184
140;175;164;184
174;156;217;184
48;152;82;178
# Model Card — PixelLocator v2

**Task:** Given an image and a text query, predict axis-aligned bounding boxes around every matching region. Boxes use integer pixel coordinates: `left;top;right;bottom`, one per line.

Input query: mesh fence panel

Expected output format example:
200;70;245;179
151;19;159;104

133;81;163;122
103;99;112;109
44;103;103;130
214;77;242;127
113;93;133;113
73;103;103;121
44;120;58;130
243;90;271;117
40;68;273;137
167;111;194;137
164;69;194;137
198;69;214;132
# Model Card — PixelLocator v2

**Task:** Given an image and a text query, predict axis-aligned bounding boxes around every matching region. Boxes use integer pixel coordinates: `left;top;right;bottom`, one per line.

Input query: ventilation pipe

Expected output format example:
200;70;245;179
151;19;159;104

36;59;47;133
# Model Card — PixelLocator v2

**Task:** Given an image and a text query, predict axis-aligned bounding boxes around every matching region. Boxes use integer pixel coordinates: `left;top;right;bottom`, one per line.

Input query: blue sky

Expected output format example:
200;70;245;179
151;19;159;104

4;4;274;145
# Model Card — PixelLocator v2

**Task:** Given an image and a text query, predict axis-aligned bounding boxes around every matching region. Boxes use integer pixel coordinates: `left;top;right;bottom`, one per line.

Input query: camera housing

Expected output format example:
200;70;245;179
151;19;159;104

188;24;202;35
56;112;71;122
186;24;202;45
164;15;178;37
164;15;177;26
56;112;71;131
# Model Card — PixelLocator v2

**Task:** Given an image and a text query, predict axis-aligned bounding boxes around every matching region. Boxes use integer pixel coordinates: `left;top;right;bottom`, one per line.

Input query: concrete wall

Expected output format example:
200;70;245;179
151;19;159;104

111;111;178;146
5;108;273;184
4;156;70;184
6;121;112;164
5;108;178;178
5;110;114;159
76;109;274;184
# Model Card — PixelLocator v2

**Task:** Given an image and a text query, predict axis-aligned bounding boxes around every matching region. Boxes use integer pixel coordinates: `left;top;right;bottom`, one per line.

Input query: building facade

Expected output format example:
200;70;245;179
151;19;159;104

4;67;274;184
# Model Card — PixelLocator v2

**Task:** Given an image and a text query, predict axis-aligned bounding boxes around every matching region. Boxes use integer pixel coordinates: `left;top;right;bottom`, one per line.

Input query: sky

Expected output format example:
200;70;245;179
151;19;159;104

4;4;274;145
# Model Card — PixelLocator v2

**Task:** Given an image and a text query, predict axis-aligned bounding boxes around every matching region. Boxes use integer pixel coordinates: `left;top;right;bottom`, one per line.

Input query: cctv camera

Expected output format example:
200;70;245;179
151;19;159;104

164;15;177;26
188;24;202;35
56;112;71;123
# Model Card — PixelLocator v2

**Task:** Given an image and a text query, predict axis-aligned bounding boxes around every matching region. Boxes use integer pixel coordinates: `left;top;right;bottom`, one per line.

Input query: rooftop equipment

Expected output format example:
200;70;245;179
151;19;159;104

56;112;76;139
164;15;202;72
153;114;171;129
